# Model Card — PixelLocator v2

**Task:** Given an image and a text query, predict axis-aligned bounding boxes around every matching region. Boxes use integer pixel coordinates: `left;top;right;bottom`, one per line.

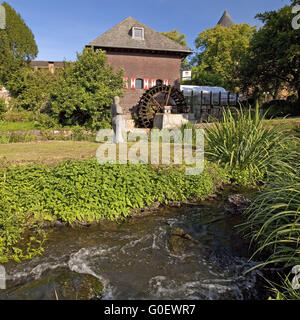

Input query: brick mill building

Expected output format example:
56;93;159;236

86;17;192;121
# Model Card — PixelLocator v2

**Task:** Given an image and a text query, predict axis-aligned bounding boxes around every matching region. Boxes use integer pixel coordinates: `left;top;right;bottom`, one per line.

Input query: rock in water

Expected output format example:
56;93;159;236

225;194;252;215
168;227;195;254
4;268;102;300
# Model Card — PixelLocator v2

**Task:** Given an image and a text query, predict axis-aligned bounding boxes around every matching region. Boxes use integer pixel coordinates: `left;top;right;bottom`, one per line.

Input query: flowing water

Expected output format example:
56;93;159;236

0;196;266;300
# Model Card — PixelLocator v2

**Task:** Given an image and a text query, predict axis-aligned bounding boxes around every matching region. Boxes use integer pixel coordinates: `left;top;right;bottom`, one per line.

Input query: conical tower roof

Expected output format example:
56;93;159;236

217;11;234;27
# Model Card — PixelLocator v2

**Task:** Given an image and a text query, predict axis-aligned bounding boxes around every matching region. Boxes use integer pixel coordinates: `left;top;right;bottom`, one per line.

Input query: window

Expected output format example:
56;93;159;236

135;78;144;89
132;27;144;40
156;79;163;86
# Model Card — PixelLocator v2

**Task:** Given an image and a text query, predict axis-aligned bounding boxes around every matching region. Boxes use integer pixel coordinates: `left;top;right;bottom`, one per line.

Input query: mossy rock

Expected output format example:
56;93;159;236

168;227;195;255
5;268;102;300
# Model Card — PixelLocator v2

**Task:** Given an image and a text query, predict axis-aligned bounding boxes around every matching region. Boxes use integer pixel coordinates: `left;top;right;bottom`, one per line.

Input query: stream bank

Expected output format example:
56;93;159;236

0;188;269;300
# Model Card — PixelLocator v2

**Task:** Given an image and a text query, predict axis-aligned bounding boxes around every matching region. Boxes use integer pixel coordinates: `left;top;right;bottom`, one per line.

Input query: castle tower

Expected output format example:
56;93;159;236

217;10;234;27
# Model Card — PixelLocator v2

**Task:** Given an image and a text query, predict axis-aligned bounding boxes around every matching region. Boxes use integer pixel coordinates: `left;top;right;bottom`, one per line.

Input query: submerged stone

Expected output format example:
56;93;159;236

168;227;195;254
4;268;102;300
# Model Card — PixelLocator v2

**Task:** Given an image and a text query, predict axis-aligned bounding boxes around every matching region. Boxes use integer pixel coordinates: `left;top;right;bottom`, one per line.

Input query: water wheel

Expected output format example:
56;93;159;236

137;84;187;128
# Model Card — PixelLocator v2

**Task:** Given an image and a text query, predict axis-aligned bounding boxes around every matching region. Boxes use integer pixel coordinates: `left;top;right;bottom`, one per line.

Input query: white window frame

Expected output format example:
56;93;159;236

135;78;144;89
132;27;144;40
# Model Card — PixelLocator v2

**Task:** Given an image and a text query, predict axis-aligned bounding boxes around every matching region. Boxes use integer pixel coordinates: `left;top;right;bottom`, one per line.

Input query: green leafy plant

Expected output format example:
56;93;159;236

0;98;6;121
0;160;229;262
205;106;294;184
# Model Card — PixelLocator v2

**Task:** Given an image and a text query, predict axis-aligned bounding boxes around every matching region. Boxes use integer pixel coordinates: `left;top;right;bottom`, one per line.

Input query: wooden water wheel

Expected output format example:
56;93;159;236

137;84;187;128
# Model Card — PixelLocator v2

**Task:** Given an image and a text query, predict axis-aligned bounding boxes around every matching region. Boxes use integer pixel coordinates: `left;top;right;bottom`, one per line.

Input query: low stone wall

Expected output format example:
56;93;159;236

0;129;96;142
153;113;195;129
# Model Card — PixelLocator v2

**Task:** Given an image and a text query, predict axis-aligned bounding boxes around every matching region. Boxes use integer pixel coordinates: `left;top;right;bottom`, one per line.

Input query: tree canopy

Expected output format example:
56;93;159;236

239;4;300;106
184;66;225;87
0;2;38;84
161;29;188;48
192;23;256;90
161;30;190;71
6;66;61;113
49;48;124;130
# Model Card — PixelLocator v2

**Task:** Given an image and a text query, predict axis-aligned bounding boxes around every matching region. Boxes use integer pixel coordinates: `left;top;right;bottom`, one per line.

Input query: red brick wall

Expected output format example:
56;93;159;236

105;51;182;118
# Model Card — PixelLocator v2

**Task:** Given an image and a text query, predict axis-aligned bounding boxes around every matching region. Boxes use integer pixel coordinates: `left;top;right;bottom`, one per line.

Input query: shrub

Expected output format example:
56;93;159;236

0;133;10;144
262;99;299;118
0;98;7;121
33;113;60;129
205;106;294;184
49;48;124;130
6;67;61;113
5;110;35;122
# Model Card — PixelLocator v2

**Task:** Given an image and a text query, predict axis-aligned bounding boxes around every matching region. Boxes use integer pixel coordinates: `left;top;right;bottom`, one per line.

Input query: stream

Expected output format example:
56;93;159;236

0;194;266;300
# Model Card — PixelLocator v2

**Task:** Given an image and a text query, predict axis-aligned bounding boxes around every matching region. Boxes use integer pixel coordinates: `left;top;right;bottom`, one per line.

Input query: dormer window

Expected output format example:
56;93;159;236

132;27;144;40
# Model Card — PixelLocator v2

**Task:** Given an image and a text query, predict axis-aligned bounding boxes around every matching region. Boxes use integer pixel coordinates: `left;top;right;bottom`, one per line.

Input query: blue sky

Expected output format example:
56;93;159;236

3;0;290;61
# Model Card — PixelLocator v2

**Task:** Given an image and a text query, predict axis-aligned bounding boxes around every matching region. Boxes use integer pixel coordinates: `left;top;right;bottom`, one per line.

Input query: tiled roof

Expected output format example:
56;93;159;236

217;11;234;27
88;17;192;56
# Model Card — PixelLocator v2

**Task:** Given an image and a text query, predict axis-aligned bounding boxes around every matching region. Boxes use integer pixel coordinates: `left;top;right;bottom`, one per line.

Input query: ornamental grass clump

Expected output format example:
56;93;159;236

237;147;300;300
242;174;300;270
241;158;300;299
205;106;294;184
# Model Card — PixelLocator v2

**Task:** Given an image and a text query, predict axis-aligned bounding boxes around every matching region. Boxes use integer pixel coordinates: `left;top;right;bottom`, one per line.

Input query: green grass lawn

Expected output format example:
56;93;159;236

263;117;300;137
0;141;100;165
0;121;36;131
0;116;298;166
0;141;188;166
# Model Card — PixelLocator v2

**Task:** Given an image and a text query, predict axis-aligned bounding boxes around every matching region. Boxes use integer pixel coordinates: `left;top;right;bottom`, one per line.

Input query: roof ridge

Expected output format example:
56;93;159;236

87;17;192;55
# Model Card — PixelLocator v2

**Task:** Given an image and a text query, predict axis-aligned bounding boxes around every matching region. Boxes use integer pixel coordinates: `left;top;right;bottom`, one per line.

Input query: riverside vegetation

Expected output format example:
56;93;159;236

0;160;229;263
205;106;300;300
0;106;299;300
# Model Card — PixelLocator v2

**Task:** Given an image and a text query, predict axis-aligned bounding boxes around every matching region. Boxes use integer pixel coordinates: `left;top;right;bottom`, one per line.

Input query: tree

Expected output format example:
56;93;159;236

0;2;38;84
193;24;256;90
239;5;300;107
161;29;188;47
183;66;225;87
6;67;62;113
49;48;124;130
161;30;190;71
291;0;300;5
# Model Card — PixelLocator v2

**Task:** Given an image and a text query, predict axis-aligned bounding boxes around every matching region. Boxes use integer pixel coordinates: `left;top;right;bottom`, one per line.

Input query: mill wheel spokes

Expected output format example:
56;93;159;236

137;84;187;128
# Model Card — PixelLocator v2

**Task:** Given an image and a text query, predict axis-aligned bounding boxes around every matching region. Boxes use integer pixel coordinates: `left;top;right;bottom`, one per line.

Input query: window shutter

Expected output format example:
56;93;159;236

151;79;156;87
164;79;169;86
144;78;149;90
131;78;136;89
123;77;128;89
